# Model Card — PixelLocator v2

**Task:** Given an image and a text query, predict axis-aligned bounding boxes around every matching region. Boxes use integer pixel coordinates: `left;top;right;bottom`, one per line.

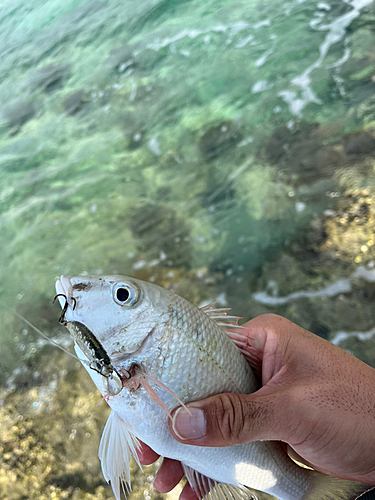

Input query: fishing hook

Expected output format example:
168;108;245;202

90;361;131;381
53;294;77;325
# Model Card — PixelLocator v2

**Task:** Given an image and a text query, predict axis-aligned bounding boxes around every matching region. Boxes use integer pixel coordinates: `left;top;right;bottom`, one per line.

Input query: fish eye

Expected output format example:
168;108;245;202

116;287;129;302
113;282;139;306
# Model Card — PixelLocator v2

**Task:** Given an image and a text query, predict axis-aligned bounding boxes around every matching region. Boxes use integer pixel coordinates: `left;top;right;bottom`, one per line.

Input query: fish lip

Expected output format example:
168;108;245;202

55;275;74;309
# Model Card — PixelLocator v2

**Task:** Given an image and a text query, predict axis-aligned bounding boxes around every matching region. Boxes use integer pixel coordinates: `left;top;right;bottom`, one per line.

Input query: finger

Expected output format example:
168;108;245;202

154;458;184;493
137;441;160;465
180;480;199;500
241;314;310;385
169;390;290;447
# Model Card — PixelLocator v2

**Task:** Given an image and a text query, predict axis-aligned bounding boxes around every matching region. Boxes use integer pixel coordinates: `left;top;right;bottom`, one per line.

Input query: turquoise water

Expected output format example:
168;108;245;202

0;0;375;498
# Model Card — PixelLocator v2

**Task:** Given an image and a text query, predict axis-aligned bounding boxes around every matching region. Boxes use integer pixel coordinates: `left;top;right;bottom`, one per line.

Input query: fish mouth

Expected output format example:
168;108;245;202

55;275;74;308
55;275;76;325
55;275;126;395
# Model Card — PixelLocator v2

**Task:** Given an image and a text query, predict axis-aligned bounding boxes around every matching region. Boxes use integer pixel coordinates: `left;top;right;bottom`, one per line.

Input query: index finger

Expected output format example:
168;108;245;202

137;441;160;465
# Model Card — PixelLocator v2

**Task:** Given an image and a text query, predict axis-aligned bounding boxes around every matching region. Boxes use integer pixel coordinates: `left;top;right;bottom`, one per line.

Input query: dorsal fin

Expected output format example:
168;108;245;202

98;411;142;500
200;303;261;372
200;302;244;329
182;463;259;500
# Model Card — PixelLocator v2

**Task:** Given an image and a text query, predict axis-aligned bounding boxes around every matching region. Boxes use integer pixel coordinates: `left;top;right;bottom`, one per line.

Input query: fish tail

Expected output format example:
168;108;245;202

302;472;373;500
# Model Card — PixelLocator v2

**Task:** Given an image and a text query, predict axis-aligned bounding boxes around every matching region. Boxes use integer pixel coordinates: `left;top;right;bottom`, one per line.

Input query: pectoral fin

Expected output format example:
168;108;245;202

182;464;259;500
98;411;142;500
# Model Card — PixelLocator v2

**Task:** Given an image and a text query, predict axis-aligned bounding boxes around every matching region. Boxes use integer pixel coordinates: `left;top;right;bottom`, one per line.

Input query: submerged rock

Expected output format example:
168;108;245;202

0;136;57;172
262;123;375;186
0;355;164;500
130;202;192;268
343;130;375;156
105;44;137;72
248;215;375;357
262;122;346;183
62;90;87;115
1;99;39;131
29;63;70;93
198;121;241;160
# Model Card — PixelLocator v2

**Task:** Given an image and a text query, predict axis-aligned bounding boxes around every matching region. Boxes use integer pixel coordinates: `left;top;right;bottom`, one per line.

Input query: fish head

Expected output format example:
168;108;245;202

55;275;170;394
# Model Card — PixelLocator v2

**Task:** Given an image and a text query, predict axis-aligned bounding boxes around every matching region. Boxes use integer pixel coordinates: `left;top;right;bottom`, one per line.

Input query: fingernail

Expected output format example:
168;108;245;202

172;406;206;440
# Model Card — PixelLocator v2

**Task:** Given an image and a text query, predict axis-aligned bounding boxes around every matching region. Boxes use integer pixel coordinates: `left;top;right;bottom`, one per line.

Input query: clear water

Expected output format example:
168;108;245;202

0;0;375;498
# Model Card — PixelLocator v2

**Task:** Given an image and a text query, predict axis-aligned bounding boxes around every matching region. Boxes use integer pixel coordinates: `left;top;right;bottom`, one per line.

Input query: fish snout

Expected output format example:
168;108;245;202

55;275;73;303
55;276;75;322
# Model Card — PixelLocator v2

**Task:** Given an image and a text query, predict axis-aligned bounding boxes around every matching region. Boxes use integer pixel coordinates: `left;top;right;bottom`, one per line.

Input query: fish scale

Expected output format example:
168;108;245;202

55;275;372;500
164;292;255;397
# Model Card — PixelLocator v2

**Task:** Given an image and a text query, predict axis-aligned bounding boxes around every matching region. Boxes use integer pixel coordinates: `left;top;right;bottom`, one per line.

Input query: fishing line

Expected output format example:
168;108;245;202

0;300;87;365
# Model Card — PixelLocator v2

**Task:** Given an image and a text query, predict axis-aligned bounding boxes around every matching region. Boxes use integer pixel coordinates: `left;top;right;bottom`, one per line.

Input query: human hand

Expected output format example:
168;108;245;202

137;442;198;500
138;314;375;496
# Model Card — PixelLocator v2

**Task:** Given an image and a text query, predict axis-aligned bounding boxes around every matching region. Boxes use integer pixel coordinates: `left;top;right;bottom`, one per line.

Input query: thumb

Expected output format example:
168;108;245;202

169;390;289;447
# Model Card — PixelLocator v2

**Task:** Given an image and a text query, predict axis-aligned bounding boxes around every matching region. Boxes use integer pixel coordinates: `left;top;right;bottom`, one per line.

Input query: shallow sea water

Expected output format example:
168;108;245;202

0;0;375;498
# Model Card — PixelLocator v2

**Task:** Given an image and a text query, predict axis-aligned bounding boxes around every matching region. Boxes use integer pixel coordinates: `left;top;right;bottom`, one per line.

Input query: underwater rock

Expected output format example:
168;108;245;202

120;112;146;149
29;63;70;93
105;44;137;72
0;100;39;131
263;125;295;163
198;121;241;160
261;123;375;185
249;214;375;349
353;95;375;127
0;136;57;172
289;217;328;264
0;357;163;500
136;47;168;71
262;122;341;182
62;90;87;115
346;13;375;33
130;202;192;268
320;0;353;20
343;130;375;157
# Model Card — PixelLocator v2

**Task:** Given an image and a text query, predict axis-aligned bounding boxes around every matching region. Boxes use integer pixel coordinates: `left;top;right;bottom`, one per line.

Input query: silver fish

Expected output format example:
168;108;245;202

55;275;370;500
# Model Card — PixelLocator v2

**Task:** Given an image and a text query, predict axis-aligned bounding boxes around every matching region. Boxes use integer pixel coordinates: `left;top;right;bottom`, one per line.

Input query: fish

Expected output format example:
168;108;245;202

54;274;372;500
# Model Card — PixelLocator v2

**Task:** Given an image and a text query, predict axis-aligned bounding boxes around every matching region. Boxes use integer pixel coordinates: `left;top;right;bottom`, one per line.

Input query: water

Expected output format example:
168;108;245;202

0;0;375;498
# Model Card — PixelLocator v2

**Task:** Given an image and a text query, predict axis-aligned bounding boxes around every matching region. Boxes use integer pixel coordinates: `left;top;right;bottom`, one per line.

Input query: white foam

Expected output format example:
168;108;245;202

148;22;249;51
148;134;161;156
331;328;375;346
252;80;273;93
254;48;273;68
235;35;254;48
253;20;271;30
278;0;372;116
252;266;375;306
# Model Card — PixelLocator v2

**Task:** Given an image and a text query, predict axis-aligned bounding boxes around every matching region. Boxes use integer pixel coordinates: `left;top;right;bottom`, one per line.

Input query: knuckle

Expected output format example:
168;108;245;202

211;393;247;445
